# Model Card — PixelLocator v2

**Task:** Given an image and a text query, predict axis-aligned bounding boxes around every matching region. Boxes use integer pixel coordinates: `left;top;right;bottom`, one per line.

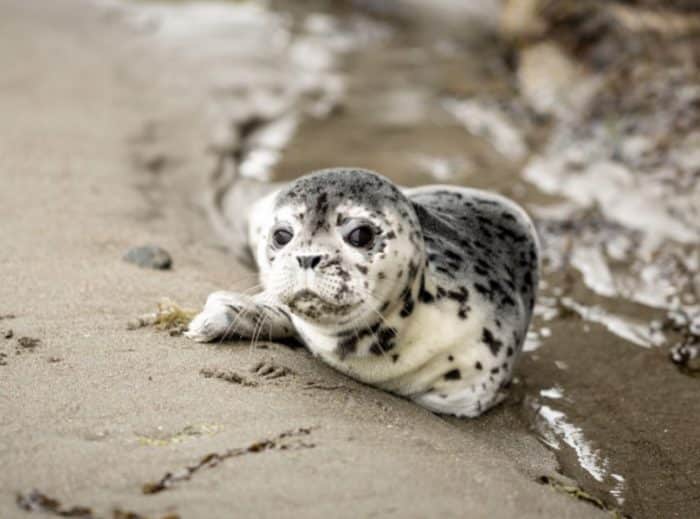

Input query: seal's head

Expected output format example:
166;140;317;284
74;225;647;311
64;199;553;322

259;168;424;330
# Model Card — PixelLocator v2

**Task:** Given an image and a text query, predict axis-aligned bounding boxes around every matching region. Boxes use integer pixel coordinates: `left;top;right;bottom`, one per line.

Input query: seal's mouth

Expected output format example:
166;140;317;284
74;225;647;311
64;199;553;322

285;290;359;320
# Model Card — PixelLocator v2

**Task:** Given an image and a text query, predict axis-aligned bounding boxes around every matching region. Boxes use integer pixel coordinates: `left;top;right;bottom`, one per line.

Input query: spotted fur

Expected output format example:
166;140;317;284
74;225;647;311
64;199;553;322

186;168;539;418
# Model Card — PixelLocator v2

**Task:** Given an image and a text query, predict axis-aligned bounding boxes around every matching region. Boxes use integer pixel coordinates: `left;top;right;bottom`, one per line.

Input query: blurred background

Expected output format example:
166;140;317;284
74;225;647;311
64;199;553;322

2;1;699;517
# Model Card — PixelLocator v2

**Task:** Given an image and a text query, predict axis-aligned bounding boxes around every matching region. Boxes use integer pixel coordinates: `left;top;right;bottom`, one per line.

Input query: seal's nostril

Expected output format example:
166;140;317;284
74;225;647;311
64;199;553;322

297;255;323;270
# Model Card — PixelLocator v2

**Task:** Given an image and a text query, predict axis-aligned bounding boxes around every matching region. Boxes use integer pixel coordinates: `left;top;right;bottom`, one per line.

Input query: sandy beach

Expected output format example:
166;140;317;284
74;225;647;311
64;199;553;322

2;1;698;518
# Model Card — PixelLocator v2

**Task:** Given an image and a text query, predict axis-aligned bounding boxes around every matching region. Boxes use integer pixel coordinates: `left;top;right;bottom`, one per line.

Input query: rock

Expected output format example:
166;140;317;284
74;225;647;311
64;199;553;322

670;342;700;373
517;42;600;119
123;245;172;270
500;0;548;42
3;329;13;339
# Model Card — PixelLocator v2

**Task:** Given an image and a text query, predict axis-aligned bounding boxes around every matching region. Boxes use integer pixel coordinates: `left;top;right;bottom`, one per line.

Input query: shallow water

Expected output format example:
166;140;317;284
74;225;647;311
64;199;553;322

114;1;700;516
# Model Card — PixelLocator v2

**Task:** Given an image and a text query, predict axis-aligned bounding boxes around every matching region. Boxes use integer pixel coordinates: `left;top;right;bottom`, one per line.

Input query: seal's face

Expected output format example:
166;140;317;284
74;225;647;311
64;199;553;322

258;169;424;329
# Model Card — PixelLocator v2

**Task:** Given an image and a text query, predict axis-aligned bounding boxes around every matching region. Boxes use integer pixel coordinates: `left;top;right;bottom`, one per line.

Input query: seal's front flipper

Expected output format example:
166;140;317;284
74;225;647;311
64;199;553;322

185;291;294;343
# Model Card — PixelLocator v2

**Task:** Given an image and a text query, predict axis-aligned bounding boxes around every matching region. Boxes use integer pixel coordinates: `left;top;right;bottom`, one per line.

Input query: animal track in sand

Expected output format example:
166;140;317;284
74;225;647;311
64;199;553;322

250;360;293;380
199;360;294;387
200;367;258;387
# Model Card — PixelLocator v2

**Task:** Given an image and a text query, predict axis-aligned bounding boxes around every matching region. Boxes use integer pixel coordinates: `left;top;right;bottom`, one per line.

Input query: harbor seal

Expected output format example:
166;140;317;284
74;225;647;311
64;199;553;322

186;168;539;417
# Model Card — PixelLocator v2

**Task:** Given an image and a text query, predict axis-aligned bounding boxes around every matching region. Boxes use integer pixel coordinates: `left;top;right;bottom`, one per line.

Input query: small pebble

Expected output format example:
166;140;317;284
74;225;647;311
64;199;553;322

670;343;700;372
123;245;172;270
3;329;12;339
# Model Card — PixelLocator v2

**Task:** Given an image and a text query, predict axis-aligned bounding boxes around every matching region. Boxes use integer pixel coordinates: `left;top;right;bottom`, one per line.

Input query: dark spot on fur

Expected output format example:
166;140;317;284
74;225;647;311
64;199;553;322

501;294;516;307
443;249;462;263
337;336;357;358
418;275;434;303
474;283;490;297
400;287;414;318
407;261;419;281
336;320;382;359
370;327;397;356
482;328;503;356
489;279;504;295
378;327;397;345
436;266;452;276
444;369;461;380
446;288;469;304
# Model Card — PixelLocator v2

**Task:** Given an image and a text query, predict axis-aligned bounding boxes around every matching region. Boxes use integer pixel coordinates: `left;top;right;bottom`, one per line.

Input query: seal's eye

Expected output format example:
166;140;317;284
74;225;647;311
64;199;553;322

272;228;293;248
345;225;374;248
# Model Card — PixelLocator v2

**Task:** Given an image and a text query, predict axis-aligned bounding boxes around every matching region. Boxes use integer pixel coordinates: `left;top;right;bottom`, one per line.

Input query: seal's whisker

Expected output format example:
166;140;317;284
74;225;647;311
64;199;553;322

249;313;267;353
223;275;262;292
219;305;253;345
354;288;391;326
238;284;263;295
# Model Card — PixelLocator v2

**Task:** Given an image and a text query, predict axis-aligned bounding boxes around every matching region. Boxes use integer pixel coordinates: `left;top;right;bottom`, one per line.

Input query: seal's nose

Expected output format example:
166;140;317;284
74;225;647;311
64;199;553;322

297;255;323;270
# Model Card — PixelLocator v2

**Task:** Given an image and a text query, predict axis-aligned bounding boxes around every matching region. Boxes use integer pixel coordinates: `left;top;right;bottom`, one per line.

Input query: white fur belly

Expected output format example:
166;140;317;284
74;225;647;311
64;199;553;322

316;301;490;392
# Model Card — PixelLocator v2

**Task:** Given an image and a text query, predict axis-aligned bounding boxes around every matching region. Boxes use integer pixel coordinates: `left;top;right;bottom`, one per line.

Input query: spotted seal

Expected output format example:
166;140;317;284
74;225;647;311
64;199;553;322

186;168;539;417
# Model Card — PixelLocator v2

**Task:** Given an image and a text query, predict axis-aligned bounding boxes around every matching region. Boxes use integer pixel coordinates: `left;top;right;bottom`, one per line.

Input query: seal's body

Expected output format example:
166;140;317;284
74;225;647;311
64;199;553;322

186;168;539;417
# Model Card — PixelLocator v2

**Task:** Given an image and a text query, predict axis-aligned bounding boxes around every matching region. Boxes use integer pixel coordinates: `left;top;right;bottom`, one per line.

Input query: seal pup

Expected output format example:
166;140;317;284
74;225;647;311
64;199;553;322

186;168;539;417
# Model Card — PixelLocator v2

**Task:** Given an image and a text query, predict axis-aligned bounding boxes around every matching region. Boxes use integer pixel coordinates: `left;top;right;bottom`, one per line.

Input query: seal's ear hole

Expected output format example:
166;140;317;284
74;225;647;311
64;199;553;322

345;225;375;248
